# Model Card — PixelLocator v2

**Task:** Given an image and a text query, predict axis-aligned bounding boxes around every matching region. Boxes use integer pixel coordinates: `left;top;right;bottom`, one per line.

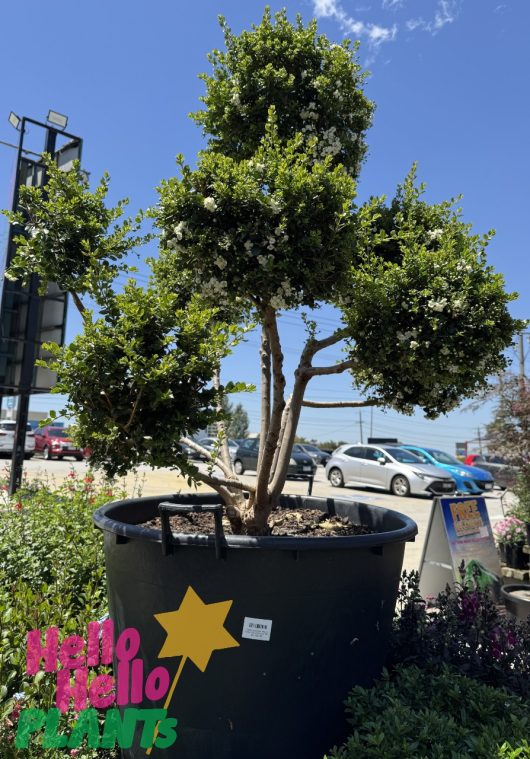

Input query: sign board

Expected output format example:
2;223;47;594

0;148;76;395
419;496;501;598
455;441;467;458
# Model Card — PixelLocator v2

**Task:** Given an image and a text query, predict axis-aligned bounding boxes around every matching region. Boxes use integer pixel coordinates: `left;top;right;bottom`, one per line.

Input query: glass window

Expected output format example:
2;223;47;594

407;448;430;463
365;447;386;462
425;449;461;466
343;446;364;458
384;447;423;464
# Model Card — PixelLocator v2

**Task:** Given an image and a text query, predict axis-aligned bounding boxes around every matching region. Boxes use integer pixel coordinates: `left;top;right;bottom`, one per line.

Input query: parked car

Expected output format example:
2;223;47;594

400;445;495;495
0;421;35;458
196;436;240;460
464;453;519;490
233;439;316;477
325;444;456;497
34;426;84;461
294;443;330;466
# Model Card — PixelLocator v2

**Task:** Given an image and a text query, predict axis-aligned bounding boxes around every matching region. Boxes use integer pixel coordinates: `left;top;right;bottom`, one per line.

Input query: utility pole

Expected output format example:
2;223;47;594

359;411;363;444
370;406;373;438
477;427;483;454
518;331;526;389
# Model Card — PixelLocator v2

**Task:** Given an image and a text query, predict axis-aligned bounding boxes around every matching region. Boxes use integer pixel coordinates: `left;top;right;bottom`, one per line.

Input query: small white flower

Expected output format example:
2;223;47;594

203;197;217;212
269;198;281;214
428;228;443;241
174;221;186;240
428;297;448;312
214;256;227;270
257;255;269;266
231;92;241;106
244;240;253;252
409;341;419;349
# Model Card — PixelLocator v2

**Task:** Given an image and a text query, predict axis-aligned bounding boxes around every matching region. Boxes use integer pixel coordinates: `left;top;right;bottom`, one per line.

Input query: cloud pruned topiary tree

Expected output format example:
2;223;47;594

4;9;523;534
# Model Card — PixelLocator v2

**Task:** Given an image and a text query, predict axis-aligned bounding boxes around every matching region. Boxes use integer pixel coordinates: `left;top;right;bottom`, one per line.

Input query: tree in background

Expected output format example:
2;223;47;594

4;10;523;534
221;397;249;439
487;375;530;520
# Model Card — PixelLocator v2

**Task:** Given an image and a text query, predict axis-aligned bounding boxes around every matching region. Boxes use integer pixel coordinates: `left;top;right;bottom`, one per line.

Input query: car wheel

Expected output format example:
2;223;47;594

24;453;34;459
43;446;52;461
75;456;83;462
391;475;410;497
233;459;245;475
328;468;344;488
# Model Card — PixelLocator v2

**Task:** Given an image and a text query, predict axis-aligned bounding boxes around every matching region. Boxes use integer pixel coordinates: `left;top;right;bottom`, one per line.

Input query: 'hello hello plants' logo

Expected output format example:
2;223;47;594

15;586;239;751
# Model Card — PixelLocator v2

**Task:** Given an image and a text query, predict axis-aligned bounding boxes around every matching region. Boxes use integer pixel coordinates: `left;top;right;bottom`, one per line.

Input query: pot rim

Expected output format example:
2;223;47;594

93;492;418;552
501;583;530;599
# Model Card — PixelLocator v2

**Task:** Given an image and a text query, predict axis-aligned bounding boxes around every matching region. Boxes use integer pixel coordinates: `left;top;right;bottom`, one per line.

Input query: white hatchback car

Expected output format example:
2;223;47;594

0;421;36;458
325;444;455;497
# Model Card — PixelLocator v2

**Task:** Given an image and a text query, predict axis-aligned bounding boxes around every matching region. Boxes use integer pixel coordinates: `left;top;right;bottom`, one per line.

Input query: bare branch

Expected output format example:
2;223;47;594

69;291;86;315
180;436;233;480
256;307;285;507
257;325;271;473
194;469;256;494
270;394;292;481
302;399;378;409
213;368;233;471
306;359;356;377
123;388;144;432
303;327;349;360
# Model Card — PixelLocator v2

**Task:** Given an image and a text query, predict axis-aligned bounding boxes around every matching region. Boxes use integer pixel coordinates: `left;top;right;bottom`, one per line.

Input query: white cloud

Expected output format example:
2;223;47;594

313;0;462;64
406;0;460;35
313;0;397;49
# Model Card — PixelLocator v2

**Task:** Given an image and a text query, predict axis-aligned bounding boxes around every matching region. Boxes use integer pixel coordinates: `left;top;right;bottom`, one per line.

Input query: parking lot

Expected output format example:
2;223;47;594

13;455;513;574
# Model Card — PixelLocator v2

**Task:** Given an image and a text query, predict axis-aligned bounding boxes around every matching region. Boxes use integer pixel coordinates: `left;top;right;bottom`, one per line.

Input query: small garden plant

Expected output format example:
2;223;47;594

0;471;119;757
2;9;523;535
389;569;530;699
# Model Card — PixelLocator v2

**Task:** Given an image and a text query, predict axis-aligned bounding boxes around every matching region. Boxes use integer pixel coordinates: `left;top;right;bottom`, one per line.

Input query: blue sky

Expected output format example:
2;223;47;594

0;0;528;453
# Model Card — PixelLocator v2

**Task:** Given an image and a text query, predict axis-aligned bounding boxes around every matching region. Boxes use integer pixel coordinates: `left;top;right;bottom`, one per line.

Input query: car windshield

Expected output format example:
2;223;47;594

426;449;461;465
292;444;305;452
50;428;68;438
302;445;319;453
1;423;32;431
384;447;423;464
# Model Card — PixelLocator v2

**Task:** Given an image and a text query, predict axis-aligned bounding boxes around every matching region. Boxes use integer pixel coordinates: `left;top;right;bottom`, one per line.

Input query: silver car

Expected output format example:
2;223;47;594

325;444;456;497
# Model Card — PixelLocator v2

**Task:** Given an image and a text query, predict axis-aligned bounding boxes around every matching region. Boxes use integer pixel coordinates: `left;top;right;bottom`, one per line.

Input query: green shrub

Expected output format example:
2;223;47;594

0;472;119;757
328;665;530;759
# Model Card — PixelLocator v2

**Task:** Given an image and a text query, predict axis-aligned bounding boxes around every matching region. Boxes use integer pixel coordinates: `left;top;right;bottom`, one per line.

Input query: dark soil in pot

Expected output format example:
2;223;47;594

142;507;375;537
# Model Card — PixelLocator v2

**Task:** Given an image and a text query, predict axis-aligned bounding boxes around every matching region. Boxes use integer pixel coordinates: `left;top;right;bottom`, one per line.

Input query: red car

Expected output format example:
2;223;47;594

34;426;85;461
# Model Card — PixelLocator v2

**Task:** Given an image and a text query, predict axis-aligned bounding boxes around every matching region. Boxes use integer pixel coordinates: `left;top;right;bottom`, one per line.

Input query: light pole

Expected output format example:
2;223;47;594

1;111;82;494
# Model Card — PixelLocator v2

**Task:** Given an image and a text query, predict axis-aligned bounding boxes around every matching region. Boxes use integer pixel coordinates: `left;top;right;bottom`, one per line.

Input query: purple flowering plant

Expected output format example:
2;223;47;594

389;565;530;698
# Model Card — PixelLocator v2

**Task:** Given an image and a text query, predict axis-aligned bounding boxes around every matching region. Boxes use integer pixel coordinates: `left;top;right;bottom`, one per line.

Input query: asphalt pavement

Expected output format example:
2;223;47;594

11;455;513;574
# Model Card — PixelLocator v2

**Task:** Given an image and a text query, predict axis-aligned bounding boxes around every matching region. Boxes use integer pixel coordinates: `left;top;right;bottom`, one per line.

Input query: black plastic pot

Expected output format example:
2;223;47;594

501;584;530;621
505;543;529;570
93;493;417;759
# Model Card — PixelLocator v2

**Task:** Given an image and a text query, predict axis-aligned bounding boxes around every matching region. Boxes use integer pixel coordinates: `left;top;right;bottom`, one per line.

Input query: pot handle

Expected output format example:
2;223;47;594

158;502;227;560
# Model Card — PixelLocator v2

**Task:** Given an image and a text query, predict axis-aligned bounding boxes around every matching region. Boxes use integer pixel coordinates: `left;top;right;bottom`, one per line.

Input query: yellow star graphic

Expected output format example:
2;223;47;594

154;586;239;672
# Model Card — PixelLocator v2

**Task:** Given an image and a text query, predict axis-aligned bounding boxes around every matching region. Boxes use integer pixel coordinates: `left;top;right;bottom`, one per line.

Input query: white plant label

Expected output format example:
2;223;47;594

242;617;272;641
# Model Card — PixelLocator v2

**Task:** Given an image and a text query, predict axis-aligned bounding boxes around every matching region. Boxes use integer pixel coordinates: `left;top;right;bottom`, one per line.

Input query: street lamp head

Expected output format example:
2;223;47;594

46;110;68;130
8;111;21;131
